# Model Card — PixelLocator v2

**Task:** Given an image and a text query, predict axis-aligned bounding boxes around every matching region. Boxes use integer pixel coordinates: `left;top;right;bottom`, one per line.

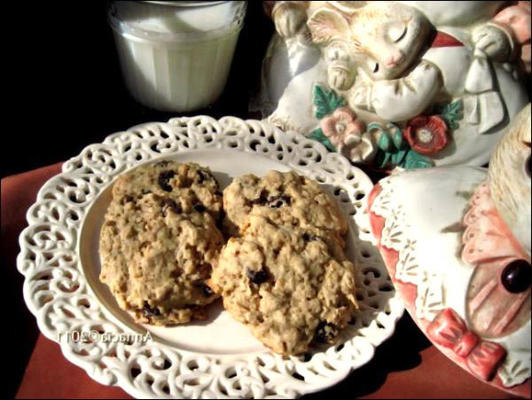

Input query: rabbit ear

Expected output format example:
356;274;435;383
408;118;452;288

307;8;350;44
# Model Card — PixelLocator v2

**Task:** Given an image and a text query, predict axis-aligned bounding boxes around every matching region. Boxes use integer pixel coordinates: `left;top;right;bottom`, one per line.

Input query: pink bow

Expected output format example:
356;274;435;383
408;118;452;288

427;308;507;381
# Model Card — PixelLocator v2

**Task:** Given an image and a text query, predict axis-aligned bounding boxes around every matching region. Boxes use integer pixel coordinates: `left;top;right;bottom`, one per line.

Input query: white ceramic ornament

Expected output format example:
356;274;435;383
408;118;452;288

255;1;531;171
368;103;531;397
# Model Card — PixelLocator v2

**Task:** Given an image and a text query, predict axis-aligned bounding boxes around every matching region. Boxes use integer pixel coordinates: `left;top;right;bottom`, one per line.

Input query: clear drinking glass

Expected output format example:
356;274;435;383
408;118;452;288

108;1;247;112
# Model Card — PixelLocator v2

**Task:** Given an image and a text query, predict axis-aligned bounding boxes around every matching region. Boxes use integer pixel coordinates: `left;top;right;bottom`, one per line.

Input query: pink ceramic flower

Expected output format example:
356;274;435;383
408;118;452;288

320;107;366;148
404;115;448;155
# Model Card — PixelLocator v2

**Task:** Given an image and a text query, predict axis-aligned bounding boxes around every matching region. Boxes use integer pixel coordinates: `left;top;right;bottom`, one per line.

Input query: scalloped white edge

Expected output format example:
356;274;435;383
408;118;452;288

371;174;531;389
16;116;404;399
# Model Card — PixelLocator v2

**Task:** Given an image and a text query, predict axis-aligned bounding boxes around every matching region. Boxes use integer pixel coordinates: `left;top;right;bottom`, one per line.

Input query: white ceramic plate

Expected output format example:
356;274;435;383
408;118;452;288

17;116;404;399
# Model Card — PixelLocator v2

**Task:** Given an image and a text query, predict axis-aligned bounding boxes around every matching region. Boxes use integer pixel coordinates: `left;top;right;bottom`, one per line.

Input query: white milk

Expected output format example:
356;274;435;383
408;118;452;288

108;1;246;112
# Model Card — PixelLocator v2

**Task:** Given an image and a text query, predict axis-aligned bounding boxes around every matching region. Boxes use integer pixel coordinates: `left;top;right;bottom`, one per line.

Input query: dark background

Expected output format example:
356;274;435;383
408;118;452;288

1;1;272;178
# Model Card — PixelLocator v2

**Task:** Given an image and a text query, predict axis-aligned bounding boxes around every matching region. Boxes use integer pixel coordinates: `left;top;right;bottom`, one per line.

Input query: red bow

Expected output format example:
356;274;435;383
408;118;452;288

427;308;507;381
431;31;464;48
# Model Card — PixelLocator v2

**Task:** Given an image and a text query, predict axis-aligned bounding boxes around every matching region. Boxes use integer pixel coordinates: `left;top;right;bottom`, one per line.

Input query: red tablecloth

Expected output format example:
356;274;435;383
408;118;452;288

3;163;520;399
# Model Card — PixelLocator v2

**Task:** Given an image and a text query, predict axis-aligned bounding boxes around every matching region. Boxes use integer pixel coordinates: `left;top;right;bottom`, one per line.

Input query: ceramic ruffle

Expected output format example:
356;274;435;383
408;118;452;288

254;1;531;170
367;103;531;397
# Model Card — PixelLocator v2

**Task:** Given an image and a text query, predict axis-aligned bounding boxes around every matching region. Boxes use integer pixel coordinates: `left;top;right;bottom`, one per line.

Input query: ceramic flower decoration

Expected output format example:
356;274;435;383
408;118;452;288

256;1;531;170
403;115;448;155
320;107;365;148
367;103;531;396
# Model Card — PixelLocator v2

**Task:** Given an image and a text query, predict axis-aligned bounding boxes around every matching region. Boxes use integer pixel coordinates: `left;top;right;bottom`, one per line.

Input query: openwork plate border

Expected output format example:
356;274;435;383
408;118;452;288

17;116;404;398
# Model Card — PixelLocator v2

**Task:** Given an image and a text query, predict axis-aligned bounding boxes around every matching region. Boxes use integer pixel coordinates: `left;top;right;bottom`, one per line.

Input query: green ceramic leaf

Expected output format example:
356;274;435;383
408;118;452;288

392;127;405;149
448;99;463;117
447;119;459;130
437;99;463;130
402;149;434;169
391;148;408;166
313;86;329;119
377;132;393;152
366;122;384;132
327;88;346;111
309;128;336;152
313;85;345;119
374;150;391;169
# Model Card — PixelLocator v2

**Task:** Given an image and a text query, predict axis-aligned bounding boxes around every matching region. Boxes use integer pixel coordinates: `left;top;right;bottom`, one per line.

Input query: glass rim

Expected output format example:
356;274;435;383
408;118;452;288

107;1;247;42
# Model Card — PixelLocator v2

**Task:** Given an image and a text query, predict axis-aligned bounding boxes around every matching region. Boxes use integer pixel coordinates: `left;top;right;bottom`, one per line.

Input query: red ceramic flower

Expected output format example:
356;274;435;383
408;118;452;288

320;107;365;148
404;116;448;155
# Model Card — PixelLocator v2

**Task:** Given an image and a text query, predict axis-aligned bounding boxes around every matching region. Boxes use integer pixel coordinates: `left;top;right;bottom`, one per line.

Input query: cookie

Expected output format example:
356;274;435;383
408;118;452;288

112;160;223;220
210;216;358;355
223;170;347;244
99;161;224;326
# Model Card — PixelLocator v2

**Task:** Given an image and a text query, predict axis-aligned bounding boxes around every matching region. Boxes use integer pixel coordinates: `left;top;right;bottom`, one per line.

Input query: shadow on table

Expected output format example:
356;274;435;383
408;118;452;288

302;313;431;399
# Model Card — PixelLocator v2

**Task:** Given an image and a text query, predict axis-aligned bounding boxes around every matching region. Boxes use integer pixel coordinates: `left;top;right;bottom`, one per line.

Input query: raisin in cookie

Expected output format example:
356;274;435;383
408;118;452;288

112;160;222;220
99;161;223;326
210;215;358;355
223;170;347;243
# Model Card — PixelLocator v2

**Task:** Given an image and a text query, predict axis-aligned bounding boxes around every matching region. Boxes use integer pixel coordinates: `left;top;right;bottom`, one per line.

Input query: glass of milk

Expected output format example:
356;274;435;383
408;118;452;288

108;1;247;112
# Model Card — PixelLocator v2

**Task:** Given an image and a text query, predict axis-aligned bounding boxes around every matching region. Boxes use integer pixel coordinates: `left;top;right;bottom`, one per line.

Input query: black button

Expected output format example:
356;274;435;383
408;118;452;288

501;259;531;294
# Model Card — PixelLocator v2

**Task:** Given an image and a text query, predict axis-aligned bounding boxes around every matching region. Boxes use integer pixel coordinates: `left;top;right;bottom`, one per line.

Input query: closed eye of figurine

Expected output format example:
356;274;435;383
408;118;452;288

388;22;407;43
367;58;379;73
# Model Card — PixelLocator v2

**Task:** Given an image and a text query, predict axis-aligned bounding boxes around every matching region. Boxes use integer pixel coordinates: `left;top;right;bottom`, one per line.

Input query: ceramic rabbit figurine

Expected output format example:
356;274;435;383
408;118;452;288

257;1;530;169
367;103;531;396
